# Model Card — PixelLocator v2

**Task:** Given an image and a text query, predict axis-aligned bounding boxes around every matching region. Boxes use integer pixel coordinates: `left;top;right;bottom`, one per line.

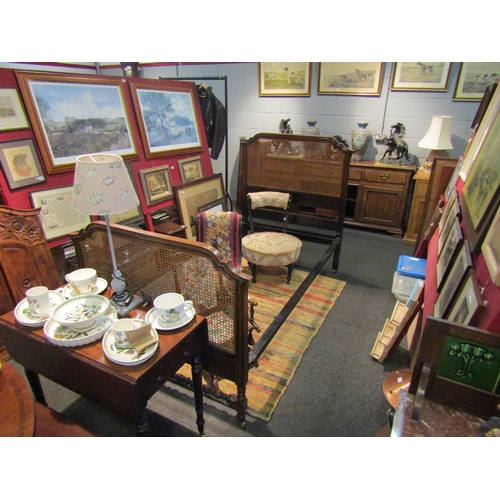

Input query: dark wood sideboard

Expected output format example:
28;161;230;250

237;133;352;271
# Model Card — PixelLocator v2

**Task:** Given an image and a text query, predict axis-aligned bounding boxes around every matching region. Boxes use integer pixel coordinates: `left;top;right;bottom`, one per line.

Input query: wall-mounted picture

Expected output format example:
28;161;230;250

454;62;500;101
482;204;500;286
129;81;203;159
0;138;46;189
16;72;138;174
259;63;312;96
460;82;500;252
30;186;91;240
174;173;225;240
318;63;384;96
178;156;203;183
139;164;174;206
391;62;452;91
0;88;30;131
445;270;486;326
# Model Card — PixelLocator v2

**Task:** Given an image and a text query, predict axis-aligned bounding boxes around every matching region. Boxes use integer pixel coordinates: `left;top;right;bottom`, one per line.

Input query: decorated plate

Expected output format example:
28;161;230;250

145;305;195;331
102;319;159;366
44;304;117;347
62;277;108;299
14;291;65;327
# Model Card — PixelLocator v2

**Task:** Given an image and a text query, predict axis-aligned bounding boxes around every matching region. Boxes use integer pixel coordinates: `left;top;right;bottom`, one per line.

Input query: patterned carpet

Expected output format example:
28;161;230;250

191;265;346;421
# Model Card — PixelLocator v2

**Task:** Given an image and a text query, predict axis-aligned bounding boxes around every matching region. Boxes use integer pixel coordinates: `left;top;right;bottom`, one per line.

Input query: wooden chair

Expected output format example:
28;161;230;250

242;192;302;284
0;205;61;310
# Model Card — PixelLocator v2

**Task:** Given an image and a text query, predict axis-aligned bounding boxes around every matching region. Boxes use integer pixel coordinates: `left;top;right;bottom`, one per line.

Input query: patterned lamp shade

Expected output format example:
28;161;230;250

72;154;139;216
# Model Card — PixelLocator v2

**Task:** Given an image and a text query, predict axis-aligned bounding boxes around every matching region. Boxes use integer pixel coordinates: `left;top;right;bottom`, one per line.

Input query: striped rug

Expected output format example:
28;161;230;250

176;266;345;421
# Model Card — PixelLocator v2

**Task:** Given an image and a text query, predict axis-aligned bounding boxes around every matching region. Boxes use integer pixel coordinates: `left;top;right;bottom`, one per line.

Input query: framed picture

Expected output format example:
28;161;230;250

436;218;463;291
16;72;138;174
178;156;203;183
30;186;91;240
198;197;226;213
460;82;500;252
318;63;384;96
129;81;203;159
258;63;312;97
139;164;174;206
0;88;30;131
437;191;460;255
482;204;500;286
445;270;486;326
453;62;500;101
391;62;452;91
174;173;225;240
471;82;497;132
434;240;473;318
0;138;46;189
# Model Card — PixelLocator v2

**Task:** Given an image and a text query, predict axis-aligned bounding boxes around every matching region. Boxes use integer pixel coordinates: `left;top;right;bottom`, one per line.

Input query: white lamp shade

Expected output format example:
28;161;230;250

72;154;139;216
418;115;453;150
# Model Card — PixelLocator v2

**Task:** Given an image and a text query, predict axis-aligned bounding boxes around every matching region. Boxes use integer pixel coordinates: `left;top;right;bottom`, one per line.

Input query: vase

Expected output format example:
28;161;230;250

302;120;320;136
351;122;371;161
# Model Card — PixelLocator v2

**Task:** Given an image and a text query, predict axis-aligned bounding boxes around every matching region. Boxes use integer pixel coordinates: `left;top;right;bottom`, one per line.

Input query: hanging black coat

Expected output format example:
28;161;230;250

197;85;226;160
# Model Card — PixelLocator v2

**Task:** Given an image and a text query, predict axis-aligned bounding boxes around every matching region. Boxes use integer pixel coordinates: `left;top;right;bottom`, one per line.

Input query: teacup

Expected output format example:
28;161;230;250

154;293;193;324
26;286;51;318
65;268;97;294
111;318;136;345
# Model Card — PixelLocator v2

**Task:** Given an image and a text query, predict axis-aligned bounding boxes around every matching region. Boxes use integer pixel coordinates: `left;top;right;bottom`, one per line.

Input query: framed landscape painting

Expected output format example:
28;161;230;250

0;88;30;131
16;72;138;173
139;164;174;206
178;156;204;183
259;63;312;96
318;63;384;95
129;81;203;159
454;62;500;101
391;62;451;91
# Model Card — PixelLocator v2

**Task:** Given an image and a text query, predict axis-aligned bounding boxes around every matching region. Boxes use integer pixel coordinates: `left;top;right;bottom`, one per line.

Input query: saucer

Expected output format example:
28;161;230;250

44;304;117;347
14;291;65;327
145;305;195;331
62;277;108;299
102;319;158;366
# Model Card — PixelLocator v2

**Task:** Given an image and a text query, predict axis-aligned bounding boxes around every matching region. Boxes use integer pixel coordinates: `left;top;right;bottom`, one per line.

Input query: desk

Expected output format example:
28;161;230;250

391;389;484;437
0;362;35;436
0;308;208;437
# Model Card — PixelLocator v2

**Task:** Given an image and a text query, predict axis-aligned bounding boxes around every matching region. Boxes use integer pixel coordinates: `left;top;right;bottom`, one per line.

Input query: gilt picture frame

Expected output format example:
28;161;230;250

0;88;30;131
139;164;174;206
129;81;203;159
16;72;138;174
174;173;225;240
0;138;46;189
482;203;500;286
391;62;452;91
318;63;384;96
259;62;312;96
30;185;91;240
177;156;203;183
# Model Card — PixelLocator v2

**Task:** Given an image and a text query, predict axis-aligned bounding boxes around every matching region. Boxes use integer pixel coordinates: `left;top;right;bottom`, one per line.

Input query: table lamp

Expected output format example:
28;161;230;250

72;153;143;315
418;115;453;168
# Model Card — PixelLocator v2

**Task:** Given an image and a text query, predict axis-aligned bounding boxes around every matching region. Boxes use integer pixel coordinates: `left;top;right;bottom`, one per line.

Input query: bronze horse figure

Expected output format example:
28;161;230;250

381;123;410;161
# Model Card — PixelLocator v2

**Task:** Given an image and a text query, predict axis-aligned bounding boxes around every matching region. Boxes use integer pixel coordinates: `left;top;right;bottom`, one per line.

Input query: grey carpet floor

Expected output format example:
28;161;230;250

8;227;414;437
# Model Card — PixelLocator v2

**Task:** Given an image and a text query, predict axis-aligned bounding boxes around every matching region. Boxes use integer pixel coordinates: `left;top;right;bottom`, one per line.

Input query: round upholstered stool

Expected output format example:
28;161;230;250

242;231;302;284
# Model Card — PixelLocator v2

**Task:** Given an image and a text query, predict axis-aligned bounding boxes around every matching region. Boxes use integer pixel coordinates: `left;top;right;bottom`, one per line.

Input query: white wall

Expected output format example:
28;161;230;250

107;62;479;202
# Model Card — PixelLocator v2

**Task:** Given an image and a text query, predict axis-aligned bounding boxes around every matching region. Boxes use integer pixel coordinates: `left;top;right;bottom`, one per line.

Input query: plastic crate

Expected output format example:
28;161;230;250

397;255;427;279
392;272;422;303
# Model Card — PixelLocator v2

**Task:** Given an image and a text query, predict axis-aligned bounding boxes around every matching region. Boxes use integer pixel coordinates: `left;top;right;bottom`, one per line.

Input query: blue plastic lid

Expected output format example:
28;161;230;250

397;255;427;279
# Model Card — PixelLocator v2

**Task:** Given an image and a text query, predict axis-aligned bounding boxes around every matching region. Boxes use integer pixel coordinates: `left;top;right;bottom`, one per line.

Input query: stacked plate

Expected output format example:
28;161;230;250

102;319;159;366
14;290;65;328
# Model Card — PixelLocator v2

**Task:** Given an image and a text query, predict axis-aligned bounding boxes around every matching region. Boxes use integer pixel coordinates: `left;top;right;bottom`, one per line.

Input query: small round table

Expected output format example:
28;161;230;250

0;362;35;436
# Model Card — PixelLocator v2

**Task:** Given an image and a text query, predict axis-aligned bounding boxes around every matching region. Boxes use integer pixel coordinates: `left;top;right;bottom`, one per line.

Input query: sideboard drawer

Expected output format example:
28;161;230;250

349;168;363;182
365;169;407;184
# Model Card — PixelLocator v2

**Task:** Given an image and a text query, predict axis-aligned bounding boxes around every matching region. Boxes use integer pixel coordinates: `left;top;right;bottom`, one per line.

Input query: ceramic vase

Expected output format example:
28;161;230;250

302;120;320;136
351;122;371;161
